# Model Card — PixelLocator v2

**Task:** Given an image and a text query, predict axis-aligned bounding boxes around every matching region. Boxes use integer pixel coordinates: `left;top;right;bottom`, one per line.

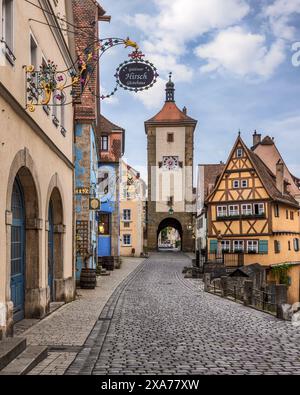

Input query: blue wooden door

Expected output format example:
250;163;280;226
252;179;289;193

10;178;25;322
48;202;55;301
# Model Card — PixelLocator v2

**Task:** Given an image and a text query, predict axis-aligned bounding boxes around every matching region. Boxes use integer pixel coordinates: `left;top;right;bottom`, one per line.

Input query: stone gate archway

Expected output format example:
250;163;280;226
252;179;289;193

157;218;183;251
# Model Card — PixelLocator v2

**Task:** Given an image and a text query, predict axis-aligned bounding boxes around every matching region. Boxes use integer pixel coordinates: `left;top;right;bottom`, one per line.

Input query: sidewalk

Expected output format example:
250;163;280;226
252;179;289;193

16;257;144;375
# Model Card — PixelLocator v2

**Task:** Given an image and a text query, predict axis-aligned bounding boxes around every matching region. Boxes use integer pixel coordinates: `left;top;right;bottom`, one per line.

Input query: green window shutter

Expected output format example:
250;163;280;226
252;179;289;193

210;240;218;253
259;240;268;254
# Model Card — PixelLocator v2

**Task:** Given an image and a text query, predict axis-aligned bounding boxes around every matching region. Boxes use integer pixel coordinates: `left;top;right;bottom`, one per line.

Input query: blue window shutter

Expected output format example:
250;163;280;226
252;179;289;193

259;240;268;254
210;240;218;253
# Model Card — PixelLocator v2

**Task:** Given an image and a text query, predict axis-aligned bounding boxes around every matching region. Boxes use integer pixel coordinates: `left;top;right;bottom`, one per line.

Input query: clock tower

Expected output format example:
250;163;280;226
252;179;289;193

145;74;197;252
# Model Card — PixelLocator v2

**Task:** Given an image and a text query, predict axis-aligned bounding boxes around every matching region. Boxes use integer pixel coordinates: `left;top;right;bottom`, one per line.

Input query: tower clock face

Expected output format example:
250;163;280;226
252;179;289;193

163;156;179;170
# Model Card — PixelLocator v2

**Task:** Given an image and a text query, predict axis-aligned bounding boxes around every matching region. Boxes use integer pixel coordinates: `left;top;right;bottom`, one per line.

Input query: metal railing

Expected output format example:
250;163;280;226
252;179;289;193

206;281;276;314
199;252;244;268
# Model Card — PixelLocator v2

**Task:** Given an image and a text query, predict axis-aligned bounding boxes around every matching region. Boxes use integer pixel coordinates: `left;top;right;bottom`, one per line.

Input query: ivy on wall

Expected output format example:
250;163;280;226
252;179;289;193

271;264;293;287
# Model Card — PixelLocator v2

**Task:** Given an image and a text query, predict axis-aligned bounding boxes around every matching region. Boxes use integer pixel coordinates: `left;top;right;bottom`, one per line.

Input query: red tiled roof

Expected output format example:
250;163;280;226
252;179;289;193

98;114;124;135
145;102;197;124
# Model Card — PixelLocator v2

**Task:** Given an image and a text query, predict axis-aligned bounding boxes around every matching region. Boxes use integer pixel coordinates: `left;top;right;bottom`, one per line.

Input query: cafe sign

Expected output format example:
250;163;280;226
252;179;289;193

115;58;159;93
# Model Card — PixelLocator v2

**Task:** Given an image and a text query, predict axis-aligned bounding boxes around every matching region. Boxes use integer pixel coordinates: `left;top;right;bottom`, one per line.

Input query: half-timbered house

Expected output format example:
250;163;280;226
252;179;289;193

206;134;300;304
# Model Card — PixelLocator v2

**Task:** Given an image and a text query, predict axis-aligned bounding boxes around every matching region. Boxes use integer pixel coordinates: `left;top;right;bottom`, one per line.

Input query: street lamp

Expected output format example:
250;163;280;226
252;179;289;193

169;207;174;216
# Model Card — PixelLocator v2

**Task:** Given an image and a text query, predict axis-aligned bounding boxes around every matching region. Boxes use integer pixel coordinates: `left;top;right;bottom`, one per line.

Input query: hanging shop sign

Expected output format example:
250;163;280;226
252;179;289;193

89;198;101;211
115;59;158;92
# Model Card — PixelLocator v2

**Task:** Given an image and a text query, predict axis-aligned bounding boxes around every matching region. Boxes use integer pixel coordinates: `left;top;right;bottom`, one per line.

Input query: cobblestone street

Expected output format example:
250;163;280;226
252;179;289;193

67;252;300;376
19;257;144;375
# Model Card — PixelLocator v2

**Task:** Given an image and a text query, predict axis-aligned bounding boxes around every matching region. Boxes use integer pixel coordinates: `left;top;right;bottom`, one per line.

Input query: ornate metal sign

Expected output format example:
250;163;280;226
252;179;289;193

116;59;158;92
24;37;159;111
89;198;101;211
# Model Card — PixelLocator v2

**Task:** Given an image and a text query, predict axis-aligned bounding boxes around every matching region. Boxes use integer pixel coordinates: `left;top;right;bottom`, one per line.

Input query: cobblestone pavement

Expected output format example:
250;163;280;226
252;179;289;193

25;257;144;375
67;252;300;376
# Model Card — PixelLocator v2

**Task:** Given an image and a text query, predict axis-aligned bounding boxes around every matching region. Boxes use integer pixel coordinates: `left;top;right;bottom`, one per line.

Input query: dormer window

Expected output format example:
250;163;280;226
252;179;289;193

237;148;243;158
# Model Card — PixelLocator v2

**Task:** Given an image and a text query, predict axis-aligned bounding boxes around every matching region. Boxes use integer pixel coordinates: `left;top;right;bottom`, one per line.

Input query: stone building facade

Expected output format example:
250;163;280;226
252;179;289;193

72;1;110;281
0;0;76;338
97;115;125;258
145;76;197;252
120;161;147;257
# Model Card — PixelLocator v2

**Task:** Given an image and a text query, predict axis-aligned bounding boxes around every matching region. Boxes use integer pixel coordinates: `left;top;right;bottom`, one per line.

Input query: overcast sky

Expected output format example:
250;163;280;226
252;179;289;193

99;0;300;183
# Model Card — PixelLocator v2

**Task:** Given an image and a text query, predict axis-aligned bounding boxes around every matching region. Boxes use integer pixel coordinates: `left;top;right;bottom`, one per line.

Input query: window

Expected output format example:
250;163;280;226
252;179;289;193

286;210;289;220
233;180;240;189
101;135;109;151
221;240;231;252
30;34;38;69
167;133;174;143
290;211;294;220
254;203;265;215
274;240;281;254
237;148;243;158
233;240;244;252
229;205;239;216
123;209;131;221
99;214;110;235
123;234;131;246
294;238;300;252
274;204;279;217
217;206;227;217
242;204;252;216
288;241;291;251
123;222;130;228
241;180;248;188
2;0;14;62
247;240;258;253
98;172;109;194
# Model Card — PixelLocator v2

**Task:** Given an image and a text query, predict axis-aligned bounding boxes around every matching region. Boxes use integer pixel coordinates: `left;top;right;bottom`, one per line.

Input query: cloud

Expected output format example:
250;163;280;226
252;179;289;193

126;0;250;83
100;85;119;105
132;77;166;110
195;26;286;78
264;0;300;40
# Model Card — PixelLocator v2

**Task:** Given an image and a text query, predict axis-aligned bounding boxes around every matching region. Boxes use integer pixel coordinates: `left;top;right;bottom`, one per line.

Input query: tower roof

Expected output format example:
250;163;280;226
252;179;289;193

145;74;197;127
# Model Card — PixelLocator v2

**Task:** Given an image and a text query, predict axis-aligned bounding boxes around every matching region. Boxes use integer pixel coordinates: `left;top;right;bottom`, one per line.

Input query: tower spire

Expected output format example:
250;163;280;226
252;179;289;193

165;72;175;102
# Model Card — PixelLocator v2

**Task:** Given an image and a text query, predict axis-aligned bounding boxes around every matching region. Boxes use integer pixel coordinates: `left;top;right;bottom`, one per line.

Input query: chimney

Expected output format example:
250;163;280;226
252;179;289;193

253;130;261;146
276;160;284;194
182;107;187;115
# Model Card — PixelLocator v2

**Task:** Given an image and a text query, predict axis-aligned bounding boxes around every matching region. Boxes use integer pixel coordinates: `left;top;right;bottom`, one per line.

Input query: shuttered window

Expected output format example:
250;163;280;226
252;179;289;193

210;240;218;253
259;240;268;254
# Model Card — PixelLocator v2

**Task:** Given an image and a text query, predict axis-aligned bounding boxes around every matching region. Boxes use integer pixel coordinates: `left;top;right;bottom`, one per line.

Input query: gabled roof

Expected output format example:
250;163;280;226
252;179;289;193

247;148;298;207
206;135;299;208
96;114;125;157
199;164;225;200
145;102;197;125
98;114;124;135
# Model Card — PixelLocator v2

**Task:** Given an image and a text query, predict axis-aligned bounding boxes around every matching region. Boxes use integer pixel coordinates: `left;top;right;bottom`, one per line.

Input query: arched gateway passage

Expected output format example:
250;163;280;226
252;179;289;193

157;218;183;251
